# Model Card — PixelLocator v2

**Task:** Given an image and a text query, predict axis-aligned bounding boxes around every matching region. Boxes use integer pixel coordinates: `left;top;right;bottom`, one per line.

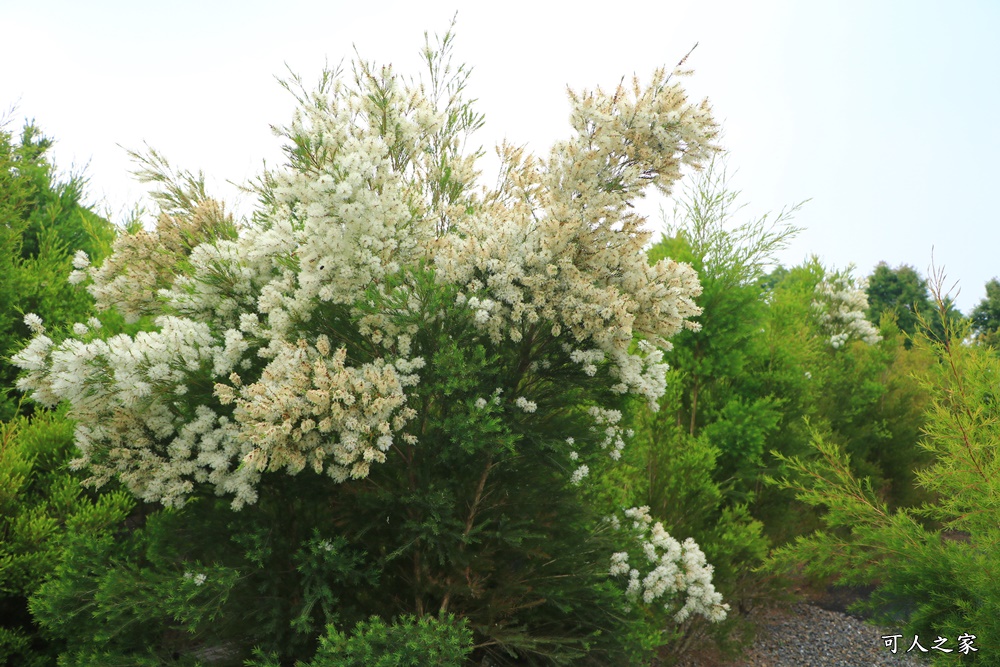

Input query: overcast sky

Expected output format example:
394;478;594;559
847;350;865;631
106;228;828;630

4;0;998;313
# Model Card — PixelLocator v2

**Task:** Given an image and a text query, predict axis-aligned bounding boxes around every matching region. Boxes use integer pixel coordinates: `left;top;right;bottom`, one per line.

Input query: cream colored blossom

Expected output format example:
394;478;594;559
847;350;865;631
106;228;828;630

12;52;712;509
435;70;713;407
23;313;45;334
223;340;417;482
85;200;237;323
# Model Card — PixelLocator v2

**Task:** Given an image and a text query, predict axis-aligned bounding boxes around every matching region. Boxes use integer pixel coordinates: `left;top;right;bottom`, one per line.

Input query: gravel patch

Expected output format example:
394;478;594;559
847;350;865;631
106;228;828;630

679;603;930;667
734;603;929;667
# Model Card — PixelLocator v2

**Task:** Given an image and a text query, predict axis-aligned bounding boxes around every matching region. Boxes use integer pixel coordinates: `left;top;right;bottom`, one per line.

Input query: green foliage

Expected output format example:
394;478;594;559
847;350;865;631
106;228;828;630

29;489;373;665
617;161;940;664
866;262;934;340
642;157;800;499
971;277;1000;348
767;297;1000;664
0;121;115;420
0;408;134;667
866;262;964;346
748;258;936;542
246;615;472;667
649;155;800;459
0;121;120;665
315;268;637;666
305;614;471;667
701;396;782;482
607;375;769;663
594;162;794;661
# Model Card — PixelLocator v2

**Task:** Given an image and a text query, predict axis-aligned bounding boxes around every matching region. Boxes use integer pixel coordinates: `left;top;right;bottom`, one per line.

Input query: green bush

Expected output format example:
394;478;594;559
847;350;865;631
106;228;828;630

29;488;375;665
767;297;999;664
750;259;935;542
247;615;472;667
0;408;134;667
603;379;769;663
306;615;471;667
26;268;647;665
0;120;118;664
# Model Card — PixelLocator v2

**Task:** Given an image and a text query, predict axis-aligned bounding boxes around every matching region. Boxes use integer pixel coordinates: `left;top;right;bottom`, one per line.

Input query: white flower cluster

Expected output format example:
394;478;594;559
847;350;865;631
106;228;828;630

263;84;433;312
67;249;91;285
514;396;537;413
568;347;605;377
610;506;728;623
23;313;45;334
812;267;881;348
587;406;632;461
12;55;713;508
13;314;262;507
570;464;590;485
183;571;208;586
87;201;236;323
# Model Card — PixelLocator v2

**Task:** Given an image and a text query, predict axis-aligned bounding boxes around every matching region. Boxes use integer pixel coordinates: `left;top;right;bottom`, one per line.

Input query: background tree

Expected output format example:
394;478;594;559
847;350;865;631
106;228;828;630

647;157;801;471
0;409;133;667
866;262;963;345
0;120;119;665
754;259;933;537
0;120;115;420
866;262;933;339
971;277;1000;348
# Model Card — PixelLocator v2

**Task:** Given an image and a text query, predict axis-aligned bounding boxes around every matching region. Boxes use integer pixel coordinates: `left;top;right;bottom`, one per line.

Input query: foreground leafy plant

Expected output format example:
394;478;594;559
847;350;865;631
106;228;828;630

247;615;472;667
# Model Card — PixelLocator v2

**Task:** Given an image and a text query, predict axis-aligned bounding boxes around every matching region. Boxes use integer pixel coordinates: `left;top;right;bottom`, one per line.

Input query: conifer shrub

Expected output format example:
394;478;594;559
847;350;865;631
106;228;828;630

768;286;999;664
0;408;134;667
0;119;120;664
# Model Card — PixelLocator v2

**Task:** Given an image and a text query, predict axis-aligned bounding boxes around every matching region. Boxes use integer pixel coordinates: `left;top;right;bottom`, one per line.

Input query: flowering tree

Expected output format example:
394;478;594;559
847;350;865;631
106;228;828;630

812;265;881;349
16;32;726;665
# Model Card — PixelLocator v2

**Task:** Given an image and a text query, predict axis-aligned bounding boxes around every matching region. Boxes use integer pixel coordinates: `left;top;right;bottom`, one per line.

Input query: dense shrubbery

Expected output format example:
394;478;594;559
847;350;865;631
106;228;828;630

768;291;1000;664
0;120;119;666
0;408;134;666
5;27;999;667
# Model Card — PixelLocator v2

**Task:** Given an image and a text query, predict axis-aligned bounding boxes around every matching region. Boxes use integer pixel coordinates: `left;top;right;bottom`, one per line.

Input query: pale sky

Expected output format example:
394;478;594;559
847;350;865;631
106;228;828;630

3;0;998;312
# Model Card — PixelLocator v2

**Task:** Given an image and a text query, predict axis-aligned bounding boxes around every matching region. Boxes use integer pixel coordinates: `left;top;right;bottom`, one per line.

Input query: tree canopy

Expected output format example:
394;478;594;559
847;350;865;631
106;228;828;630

971;277;1000;348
